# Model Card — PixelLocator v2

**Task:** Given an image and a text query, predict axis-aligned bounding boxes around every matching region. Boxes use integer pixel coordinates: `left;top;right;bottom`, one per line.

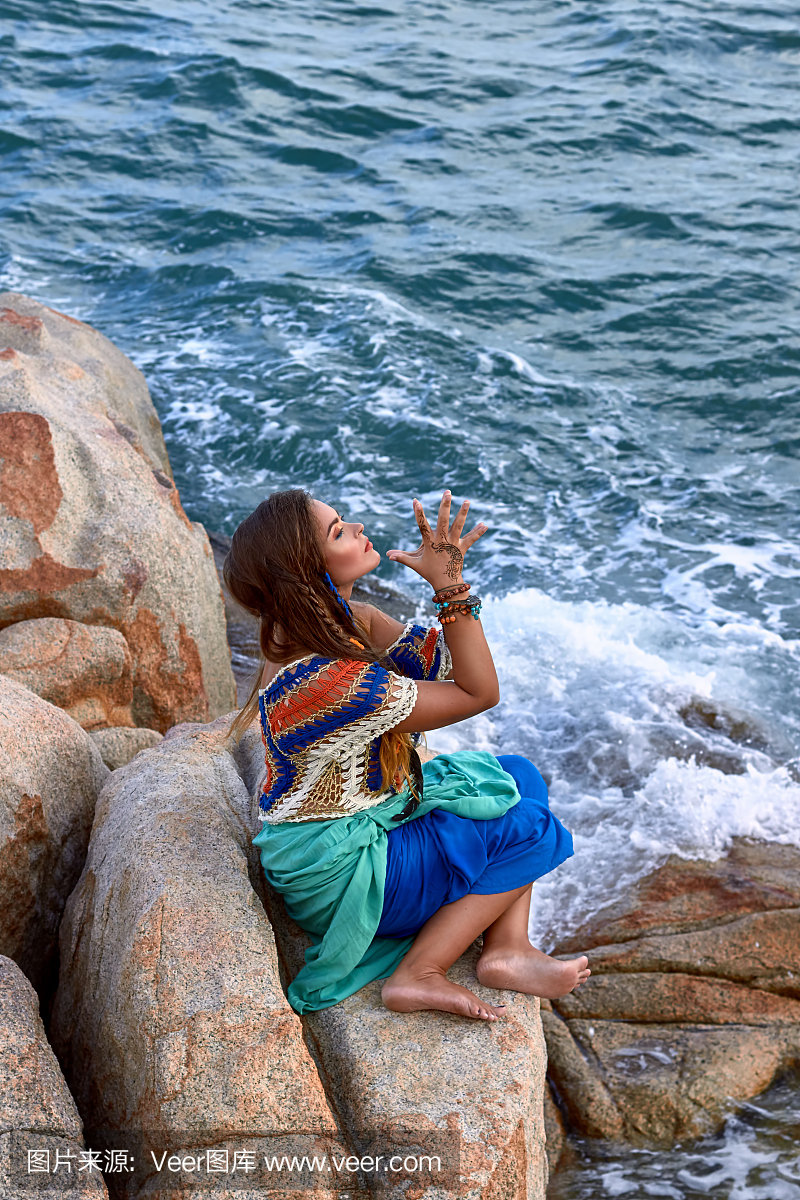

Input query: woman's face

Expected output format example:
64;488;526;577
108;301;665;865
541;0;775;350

311;499;381;587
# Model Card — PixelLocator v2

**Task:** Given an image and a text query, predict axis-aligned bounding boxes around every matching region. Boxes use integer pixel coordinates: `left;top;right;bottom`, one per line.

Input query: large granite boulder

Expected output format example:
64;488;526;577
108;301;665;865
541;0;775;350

263;889;548;1200
87;727;163;771
0;618;134;730
50;718;346;1200
544;839;800;1148
234;724;549;1199
0;675;109;994
0;955;108;1198
0;293;236;732
0;296;169;475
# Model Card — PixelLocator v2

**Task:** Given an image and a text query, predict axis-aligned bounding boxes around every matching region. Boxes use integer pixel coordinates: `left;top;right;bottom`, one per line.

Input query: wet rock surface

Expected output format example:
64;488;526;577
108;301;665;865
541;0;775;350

0;293;236;732
0;675;109;995
0;955;108;1198
544;838;800;1149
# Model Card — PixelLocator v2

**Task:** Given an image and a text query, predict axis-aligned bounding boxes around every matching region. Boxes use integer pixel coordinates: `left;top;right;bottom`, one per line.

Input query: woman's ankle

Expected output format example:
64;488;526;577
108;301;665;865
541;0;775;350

478;936;533;962
387;958;447;985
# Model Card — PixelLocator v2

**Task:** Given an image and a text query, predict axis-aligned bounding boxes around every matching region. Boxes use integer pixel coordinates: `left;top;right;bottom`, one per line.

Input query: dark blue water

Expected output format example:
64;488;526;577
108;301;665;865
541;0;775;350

2;2;800;1194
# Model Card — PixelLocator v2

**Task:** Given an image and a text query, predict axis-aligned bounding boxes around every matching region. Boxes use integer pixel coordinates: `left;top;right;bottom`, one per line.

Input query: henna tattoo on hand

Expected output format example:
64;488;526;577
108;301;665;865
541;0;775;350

431;540;464;579
417;513;434;541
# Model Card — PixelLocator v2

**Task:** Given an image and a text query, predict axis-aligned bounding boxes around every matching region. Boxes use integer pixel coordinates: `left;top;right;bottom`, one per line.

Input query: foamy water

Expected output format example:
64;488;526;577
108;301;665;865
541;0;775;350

548;1072;800;1200
424;588;800;947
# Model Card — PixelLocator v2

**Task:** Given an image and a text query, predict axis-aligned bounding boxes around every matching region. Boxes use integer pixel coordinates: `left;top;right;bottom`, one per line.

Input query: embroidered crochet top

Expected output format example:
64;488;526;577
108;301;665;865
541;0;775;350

257;623;451;824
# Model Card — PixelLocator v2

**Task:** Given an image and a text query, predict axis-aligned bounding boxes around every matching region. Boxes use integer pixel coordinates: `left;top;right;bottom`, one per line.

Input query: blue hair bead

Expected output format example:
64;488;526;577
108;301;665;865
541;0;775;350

324;571;353;619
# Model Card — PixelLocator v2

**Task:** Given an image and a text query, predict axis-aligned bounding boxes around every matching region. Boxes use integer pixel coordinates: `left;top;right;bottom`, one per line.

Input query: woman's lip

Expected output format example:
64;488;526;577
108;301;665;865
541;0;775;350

364;539;372;552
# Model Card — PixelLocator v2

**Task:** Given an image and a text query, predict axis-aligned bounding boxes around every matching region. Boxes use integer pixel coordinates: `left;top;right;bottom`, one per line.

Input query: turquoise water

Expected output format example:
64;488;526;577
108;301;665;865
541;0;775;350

2;1;800;1193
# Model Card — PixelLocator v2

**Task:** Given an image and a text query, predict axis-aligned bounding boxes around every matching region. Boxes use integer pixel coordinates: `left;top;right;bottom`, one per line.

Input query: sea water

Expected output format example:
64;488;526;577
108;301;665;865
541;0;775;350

2;1;799;1194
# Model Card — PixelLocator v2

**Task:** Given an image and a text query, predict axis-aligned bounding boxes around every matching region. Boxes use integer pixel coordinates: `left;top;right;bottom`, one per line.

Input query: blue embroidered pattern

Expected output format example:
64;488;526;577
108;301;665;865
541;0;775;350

257;624;448;823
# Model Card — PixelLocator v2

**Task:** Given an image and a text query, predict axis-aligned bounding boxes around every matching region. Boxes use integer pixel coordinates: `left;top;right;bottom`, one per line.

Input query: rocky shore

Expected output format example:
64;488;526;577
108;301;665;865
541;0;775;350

0;294;547;1199
2;292;797;1196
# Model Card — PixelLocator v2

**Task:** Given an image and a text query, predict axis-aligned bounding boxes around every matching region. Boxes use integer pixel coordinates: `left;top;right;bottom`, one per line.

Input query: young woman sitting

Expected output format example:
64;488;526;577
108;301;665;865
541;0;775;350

224;488;589;1020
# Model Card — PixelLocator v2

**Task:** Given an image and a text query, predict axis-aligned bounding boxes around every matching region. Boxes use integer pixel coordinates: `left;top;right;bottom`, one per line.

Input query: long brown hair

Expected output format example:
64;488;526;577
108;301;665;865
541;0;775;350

223;489;416;794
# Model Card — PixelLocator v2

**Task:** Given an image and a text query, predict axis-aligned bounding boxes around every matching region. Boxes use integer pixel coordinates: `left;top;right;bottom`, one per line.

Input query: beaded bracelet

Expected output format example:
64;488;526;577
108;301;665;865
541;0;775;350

432;581;471;602
435;595;482;624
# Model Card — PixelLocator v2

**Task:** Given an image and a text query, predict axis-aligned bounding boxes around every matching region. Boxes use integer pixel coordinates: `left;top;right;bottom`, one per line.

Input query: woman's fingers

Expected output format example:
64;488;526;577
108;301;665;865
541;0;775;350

436;490;452;538
413;498;434;544
461;522;488;551
387;541;425;566
449;498;470;541
401;494;485;563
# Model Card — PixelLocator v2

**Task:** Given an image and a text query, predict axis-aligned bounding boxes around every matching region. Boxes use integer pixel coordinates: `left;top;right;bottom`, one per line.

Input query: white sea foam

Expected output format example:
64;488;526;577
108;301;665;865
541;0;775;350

554;1076;800;1199
426;587;800;947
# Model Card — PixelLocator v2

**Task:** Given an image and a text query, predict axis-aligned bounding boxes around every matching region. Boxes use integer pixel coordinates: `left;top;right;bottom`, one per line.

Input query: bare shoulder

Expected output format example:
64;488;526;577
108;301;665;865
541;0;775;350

355;604;407;652
260;660;281;689
352;601;407;652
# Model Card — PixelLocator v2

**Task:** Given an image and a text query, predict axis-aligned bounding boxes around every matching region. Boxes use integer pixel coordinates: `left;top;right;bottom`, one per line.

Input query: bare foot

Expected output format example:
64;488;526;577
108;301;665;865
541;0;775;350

382;967;506;1021
476;946;590;999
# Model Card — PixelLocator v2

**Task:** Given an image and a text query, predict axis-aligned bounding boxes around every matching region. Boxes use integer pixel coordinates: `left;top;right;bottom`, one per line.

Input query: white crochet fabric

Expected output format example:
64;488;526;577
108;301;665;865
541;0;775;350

259;659;418;823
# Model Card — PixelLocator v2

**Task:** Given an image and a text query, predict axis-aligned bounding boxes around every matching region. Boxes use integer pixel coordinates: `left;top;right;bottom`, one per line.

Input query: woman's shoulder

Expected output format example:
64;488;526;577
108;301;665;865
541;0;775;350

259;654;416;742
259;654;402;699
259;654;336;696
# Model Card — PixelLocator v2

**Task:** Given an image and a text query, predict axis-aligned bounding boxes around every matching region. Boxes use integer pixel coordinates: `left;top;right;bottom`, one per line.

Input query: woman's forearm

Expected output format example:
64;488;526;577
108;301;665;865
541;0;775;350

440;607;499;706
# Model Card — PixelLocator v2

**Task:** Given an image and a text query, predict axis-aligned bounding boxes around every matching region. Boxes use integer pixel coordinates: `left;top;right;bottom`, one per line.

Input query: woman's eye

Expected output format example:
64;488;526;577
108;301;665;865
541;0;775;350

336;526;345;539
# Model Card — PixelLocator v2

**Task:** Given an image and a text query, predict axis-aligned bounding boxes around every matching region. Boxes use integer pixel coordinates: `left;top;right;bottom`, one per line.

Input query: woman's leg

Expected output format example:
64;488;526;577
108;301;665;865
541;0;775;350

383;883;590;1019
476;884;591;998
382;885;531;1021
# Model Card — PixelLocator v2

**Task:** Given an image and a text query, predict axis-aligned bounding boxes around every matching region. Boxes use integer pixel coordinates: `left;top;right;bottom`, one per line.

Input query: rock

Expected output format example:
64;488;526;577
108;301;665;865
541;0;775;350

546;1015;797;1147
0;955;108;1197
235;724;549;1199
88;727;163;770
0;293;236;732
50;717;346;1200
555;838;800;954
0;675;109;995
539;1009;624;1142
541;1083;566;1177
678;695;777;756
0;618;134;729
0;293;169;477
555;970;800;1025
161;721;203;742
544;839;800;1148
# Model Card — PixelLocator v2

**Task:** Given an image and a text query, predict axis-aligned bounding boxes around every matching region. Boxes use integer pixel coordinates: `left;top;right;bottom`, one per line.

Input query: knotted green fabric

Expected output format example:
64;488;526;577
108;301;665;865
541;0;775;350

252;750;520;1013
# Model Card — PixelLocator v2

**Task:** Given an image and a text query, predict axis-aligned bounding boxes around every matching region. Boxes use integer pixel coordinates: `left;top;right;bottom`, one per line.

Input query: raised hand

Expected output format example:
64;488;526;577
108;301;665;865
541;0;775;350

386;491;487;589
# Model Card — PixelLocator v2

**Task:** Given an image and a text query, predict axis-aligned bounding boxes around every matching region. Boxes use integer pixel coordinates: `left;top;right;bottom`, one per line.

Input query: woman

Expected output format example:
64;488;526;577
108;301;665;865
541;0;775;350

224;488;589;1020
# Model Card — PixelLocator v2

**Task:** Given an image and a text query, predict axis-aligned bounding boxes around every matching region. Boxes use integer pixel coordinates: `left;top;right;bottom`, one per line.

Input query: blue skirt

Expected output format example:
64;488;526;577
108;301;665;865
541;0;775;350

375;754;573;939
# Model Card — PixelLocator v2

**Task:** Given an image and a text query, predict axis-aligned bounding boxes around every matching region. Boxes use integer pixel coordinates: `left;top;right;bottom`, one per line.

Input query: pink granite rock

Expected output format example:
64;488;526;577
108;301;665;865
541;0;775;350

0;675;109;994
0;955;108;1197
545;839;800;1148
0;617;134;729
0;292;236;732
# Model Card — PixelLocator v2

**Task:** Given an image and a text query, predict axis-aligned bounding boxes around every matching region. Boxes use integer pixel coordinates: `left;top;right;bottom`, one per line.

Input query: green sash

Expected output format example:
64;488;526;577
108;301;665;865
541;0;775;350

252;751;520;1013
